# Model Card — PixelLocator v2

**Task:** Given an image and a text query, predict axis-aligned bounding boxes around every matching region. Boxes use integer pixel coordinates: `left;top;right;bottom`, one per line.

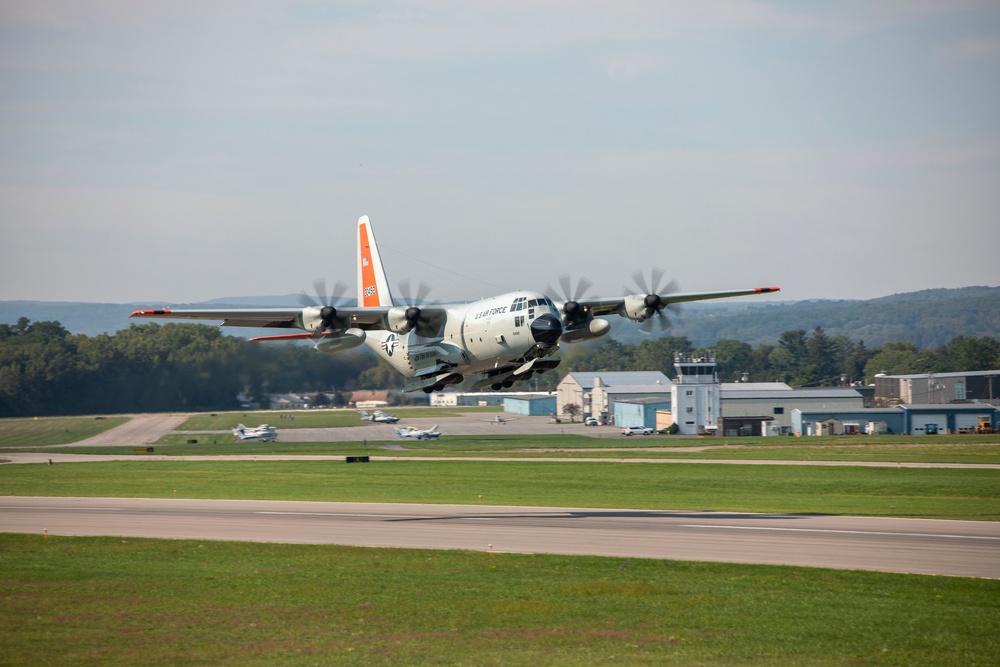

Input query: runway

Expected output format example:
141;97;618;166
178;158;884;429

3;496;999;578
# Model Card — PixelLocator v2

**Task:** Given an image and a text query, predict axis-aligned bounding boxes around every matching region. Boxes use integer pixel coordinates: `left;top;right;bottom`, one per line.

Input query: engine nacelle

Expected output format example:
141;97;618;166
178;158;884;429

385;306;421;334
298;306;337;333
619;294;658;322
314;328;366;354
561;317;611;344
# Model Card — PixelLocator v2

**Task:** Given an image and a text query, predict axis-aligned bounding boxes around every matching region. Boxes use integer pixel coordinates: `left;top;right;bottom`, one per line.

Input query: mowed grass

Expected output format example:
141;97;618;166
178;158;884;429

190;438;1000;464
0;415;130;448
2;459;998;520
177;406;497;430
2;533;997;667
22;430;1000;465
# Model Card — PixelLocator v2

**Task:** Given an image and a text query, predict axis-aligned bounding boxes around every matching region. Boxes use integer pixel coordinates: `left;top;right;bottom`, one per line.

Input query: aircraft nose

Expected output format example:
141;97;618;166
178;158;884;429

530;313;562;344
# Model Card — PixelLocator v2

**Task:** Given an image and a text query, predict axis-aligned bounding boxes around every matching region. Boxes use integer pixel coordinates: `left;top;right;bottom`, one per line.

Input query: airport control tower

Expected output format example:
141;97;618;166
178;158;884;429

671;353;721;435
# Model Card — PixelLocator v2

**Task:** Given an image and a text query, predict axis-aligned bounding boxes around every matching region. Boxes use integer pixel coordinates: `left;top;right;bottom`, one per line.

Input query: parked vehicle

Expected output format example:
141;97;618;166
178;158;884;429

621;426;653;436
584;417;599;426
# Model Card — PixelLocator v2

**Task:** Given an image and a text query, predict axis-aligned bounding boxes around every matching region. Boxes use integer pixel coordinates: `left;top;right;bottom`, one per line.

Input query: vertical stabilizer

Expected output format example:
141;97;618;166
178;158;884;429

357;215;393;307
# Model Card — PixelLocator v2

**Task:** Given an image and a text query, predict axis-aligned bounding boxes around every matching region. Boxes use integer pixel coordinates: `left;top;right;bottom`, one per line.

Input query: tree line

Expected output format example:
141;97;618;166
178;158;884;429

554;329;1000;388
1;318;998;417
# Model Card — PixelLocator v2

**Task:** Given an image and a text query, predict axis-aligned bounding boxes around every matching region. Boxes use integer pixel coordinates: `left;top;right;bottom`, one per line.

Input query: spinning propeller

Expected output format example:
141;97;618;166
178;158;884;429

299;279;349;336
396;279;441;337
547;274;593;328
627;268;681;334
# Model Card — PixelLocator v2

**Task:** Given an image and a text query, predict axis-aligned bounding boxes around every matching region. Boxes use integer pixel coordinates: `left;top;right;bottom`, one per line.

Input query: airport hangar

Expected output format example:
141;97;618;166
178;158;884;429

793;403;999;436
874;370;1000;406
556;369;864;434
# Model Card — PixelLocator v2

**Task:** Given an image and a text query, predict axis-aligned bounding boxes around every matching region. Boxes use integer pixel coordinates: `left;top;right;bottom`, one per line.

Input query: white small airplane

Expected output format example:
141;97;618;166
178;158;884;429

395;424;441;440
131;215;779;394
481;415;517;424
232;424;278;442
358;410;399;423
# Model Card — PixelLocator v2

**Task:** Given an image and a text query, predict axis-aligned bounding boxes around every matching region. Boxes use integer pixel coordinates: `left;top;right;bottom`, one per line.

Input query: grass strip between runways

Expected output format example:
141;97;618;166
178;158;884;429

1;459;998;520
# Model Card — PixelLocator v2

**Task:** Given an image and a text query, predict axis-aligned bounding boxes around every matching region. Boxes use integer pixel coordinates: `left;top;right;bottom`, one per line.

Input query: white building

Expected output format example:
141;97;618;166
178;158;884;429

557;371;671;423
670;354;721;435
429;391;550;407
722;388;864;434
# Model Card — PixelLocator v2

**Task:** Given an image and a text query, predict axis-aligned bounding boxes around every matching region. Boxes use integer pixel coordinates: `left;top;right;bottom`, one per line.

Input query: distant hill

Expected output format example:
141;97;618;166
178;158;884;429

2;286;998;349
615;285;1000;348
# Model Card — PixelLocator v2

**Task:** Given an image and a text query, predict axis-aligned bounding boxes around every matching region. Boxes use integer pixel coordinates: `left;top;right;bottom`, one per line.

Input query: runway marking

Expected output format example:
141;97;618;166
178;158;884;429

0;506;121;512
255;511;421;519
682;524;1000;541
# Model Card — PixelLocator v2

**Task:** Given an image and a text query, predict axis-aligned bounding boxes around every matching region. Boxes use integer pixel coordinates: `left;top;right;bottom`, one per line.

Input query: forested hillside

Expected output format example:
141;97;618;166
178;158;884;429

2;318;998;418
616;286;1000;348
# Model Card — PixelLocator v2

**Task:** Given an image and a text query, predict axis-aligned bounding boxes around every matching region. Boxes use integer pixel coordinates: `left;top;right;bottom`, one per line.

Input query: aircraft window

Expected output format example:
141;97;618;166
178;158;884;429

528;299;538;307
512;302;522;311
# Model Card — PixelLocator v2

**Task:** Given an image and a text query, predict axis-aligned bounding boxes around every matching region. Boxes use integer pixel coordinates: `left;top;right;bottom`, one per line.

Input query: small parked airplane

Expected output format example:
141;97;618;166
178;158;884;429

232;424;278;442
358;410;399;423
395;424;441;440
131;216;779;394
481;415;517;424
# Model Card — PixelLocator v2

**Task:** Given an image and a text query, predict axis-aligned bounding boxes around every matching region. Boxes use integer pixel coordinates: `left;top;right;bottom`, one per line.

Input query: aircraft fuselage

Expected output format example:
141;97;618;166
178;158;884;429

364;290;562;388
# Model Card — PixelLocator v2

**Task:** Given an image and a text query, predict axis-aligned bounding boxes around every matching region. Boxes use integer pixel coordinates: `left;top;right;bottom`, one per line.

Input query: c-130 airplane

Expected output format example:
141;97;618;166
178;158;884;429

131;216;779;393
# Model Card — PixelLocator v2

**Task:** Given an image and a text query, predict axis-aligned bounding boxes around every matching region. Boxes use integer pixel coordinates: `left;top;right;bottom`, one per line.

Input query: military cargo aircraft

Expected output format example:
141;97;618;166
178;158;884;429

131;216;779;393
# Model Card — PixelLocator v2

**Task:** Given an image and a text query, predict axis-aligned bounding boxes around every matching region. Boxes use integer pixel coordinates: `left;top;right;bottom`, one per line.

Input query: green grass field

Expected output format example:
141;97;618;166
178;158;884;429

3;412;1000;665
176;406;498;430
2;534;997;667
0;415;130;448
2;459;998;520
25;433;1000;465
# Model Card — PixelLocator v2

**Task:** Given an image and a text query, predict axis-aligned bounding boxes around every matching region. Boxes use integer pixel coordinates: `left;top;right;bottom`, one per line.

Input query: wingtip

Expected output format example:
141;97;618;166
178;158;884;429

755;286;781;293
129;309;171;318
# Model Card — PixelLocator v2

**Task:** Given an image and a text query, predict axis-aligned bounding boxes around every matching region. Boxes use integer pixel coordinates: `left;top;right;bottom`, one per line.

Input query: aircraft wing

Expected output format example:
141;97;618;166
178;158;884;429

579;286;780;317
568;287;780;317
129;306;394;332
130;308;305;329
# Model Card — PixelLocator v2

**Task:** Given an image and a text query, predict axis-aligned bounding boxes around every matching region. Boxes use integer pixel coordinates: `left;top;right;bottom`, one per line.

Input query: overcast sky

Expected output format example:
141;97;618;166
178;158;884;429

1;1;998;306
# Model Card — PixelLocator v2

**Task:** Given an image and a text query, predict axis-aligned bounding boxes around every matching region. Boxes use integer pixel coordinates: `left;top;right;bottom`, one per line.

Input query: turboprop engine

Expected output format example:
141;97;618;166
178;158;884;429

300;305;342;334
620;293;661;323
386;306;424;336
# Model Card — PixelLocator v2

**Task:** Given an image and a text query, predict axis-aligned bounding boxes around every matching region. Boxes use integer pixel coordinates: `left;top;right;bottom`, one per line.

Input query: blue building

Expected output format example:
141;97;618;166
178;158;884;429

614;397;672;429
504;395;557;417
793;404;997;435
